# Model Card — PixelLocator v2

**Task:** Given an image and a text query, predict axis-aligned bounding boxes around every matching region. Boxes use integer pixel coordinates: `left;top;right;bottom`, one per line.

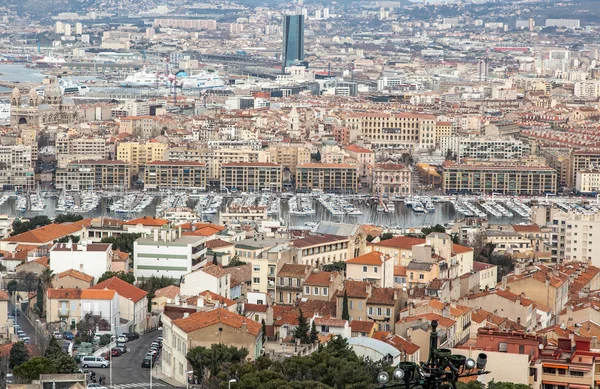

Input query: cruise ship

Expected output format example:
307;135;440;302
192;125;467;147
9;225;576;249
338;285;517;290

122;70;171;87
178;71;226;90
35;56;66;67
122;70;226;90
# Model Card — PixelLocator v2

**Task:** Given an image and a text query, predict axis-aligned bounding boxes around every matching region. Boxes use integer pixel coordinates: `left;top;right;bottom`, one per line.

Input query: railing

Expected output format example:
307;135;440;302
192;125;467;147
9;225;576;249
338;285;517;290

58;309;70;317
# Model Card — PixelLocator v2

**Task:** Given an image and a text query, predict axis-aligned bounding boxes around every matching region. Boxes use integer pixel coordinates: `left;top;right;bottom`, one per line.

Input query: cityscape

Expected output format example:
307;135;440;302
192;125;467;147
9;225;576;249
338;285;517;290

0;0;599;388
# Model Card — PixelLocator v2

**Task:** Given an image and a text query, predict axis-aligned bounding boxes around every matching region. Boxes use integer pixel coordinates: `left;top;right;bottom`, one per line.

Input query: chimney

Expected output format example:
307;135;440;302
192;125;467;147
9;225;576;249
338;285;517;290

514;265;521;276
153;229;159;242
178;225;182;239
183;312;189;318
501;276;507;290
197;296;204;308
66;238;73;250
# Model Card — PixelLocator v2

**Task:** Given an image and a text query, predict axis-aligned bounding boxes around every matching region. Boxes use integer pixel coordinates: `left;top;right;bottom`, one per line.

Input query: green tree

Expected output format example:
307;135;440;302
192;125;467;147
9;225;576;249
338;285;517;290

40;268;55;290
100;334;112;346
186;344;249;381
101;233;141;254
322;262;346;273
36;281;44;314
97;271;135;284
366;234;375;242
54;214;84;223
487;382;531;389
138;275;178;312
52;353;79;374
9;341;29;369
421;224;447;236
380;232;394;241
212;252;218;265
225;256;247;267
11;216;52;236
45;336;63;359
341;291;349;321
7;279;17;296
56;235;80;243
261;319;267;343
293;309;310;344
309;321;319;343
13;357;55;382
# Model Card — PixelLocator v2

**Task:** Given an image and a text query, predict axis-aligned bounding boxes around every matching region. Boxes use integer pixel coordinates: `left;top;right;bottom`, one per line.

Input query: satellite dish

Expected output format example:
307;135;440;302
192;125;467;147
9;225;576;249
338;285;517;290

538;343;544;350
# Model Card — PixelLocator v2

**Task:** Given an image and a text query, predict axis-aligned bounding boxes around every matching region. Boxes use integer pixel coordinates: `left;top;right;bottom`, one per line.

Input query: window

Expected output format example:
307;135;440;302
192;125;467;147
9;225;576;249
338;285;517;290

358;301;363;310
410;273;414;280
374;267;378;273
253;265;260;272
542;367;556;374
305;286;310;295
519;345;525;354
377;307;382;316
253;277;260;284
362;266;368;273
386;308;391;317
570;371;584;377
419;274;424;280
349;300;353;309
368;307;373;315
323;287;328;296
498;342;508;352
314;287;320;295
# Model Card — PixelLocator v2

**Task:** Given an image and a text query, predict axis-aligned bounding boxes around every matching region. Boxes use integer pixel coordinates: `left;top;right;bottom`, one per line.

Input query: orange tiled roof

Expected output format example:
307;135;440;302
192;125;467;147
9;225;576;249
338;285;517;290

200;264;228;278
0;290;9;300
373;331;420;355
346;251;391;265
124;217;169;226
47;288;82;299
198;290;235;307
90;276;147;302
452;243;473;254
58;269;94;284
173;307;262;336
374;236;426;249
350;320;376;333
304;271;337;286
154;285;180;299
4;219;91;244
80;289;116;300
399;312;456;328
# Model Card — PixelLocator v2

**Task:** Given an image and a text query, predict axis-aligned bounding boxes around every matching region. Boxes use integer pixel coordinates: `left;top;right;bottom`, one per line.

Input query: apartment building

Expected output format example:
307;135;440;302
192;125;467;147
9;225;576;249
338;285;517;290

55;159;131;190
346;251;394;288
220;162;283;192
344;112;438;149
56;134;108;168
440;136;530;160
296;163;359;193
276;264;311;305
372;163;412;196
117;141;167;173
118;116;159;138
0;145;35;190
49;241;112;283
302;271;343;302
539;148;570;189
442;161;557;195
268;143;311;174
575;170;600;194
144;161;207;190
504;265;569;314
290;234;350;266
344;145;374;177
570;151;600;189
551;211;600;265
133;228;208;281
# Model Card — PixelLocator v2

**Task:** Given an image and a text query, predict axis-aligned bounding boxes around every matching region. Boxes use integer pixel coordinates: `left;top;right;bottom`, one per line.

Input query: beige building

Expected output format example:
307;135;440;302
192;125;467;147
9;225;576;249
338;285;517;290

268;144;310;174
290;234;350;266
54;269;94;289
504;265;569;314
0;145;35;191
118;116;159;138
302;271;343;302
117;141;167;173
161;308;262;386
46;288;82;327
56;134;108;168
276;264;311;305
551;211;600;264
56;160;131;190
221;162;282;192
575;170;600;194
344;145;374;177
144;161;207;190
372;163;412;196
296;163;359;193
346;251;394;288
461;289;536;330
570;151;600;189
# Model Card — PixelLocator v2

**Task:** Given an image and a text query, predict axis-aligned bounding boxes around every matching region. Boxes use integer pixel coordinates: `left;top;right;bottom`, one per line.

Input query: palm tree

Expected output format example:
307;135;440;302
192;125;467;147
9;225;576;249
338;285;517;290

40;268;55;291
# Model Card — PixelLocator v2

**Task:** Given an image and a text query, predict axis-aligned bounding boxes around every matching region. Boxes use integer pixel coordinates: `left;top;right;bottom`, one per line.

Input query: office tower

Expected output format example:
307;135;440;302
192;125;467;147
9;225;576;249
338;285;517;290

282;14;304;72
478;59;488;82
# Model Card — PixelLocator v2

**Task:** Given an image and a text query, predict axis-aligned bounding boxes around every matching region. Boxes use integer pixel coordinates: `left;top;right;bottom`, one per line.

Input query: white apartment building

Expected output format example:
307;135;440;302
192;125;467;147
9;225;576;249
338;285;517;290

576;170;600;194
80;289;121;333
180;265;230;298
439;136;530;160
133;229;207;281
574;80;600;98
545;19;580;28
551;211;600;264
0;145;35;190
49;241;113;283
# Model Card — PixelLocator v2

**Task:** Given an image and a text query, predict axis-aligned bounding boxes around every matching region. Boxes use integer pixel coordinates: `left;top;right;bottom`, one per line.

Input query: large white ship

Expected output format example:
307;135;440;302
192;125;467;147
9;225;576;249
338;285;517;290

177;71;226;90
122;70;226;90
35;56;66;67
121;70;170;87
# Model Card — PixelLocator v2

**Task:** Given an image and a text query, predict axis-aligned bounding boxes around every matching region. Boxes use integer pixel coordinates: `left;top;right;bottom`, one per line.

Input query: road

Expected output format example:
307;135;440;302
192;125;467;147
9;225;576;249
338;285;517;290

86;330;177;389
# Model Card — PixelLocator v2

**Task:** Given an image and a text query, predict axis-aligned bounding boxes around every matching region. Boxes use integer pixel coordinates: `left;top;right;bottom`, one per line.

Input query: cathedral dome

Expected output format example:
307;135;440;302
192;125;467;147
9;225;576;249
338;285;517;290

46;82;62;98
11;87;21;97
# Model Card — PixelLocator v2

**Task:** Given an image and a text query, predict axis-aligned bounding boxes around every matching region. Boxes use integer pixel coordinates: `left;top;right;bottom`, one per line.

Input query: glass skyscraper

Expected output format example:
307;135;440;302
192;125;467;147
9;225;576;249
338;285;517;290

282;14;304;72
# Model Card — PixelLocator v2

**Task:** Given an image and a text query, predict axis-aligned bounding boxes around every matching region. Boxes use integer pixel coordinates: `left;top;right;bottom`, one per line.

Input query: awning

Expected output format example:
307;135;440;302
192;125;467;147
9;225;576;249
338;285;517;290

543;364;569;369
542;381;567;387
569;367;591;372
569;384;590;389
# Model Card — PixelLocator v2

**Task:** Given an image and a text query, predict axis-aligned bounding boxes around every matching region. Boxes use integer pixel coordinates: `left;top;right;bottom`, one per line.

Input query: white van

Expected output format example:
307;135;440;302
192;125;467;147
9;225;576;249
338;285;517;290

81;356;109;368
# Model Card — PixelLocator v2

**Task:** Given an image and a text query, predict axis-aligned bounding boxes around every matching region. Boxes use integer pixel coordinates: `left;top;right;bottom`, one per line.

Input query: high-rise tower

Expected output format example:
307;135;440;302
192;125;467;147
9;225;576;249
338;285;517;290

282;14;304;72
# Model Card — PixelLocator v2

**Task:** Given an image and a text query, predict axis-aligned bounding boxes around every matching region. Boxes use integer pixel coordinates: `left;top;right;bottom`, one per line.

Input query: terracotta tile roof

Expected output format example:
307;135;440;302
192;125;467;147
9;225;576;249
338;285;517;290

206;239;234;249
222;264;251;288
350;320;376;334
173;308;262;336
124;216;169;226
278;264;311;278
304;271;337;286
367;288;398;306
179;222;225;232
373;331;420;355
346;251;391;265
314;317;347;327
340;280;370;298
182;227;221;237
394;266;407;277
507;265;569;289
198;290;236;308
291;234;347;248
452;243;473;254
374;236;426;249
47;288;82;299
512;224;542;233
80;289;116;300
398;312;456;328
244;303;268;313
90;276;147;302
361;224;383;238
154;285;180;299
58;269;94;284
200;264;228;278
429;299;445;311
466;289;534;307
345;144;373;153
472;261;494;271
3;219;91;244
113;250;130;262
274;312;299;326
0;290;9;300
299;300;337;318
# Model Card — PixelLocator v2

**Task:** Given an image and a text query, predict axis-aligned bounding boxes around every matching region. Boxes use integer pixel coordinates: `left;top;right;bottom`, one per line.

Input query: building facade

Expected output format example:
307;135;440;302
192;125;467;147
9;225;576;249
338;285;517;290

55;160;131;190
220;162;283;192
144;161;207;190
372;163;412;196
296;163;359;193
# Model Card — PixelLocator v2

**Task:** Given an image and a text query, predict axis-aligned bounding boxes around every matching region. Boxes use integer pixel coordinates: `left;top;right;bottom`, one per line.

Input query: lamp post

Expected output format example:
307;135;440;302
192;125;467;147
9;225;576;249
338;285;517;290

228;379;237;389
377;320;489;389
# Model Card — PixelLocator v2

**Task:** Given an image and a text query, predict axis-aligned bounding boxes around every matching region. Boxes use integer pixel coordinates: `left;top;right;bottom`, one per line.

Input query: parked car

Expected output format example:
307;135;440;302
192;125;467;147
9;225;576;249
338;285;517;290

81;356;109;368
87;383;107;389
141;357;154;368
53;331;63;339
130;332;140;340
63;331;75;340
116;335;128;343
115;342;127;354
22;337;31;344
111;348;122;357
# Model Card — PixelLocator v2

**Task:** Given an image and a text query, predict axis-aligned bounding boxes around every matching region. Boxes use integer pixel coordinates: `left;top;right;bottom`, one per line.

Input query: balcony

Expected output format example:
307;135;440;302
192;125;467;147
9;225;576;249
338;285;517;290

58;309;70;317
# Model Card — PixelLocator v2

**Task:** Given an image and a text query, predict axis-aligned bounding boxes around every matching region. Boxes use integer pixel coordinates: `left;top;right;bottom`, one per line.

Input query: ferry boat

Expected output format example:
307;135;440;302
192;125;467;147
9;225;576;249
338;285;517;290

122;70;226;90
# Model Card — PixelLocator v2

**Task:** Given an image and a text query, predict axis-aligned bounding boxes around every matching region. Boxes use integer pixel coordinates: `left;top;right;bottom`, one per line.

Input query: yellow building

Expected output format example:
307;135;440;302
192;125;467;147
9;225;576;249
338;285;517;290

144;161;207;190
221;162;283;192
268;144;310;174
117;141;167;173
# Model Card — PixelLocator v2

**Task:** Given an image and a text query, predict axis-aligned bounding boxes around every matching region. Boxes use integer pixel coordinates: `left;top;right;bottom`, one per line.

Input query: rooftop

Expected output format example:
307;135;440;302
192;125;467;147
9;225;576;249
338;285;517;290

172;307;262;336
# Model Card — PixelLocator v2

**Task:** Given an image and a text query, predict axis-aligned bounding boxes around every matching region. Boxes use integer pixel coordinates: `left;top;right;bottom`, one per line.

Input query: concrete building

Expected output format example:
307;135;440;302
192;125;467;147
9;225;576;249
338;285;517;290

144;161;207;190
372;163;412;196
133;228;208;281
575;170;600;194
220;162;283;192
346;251;394;288
89;276;148;332
180;264;230;299
49;241;112;284
461;289;536;330
80;289;121;333
551;211;600;264
0;145;35;191
55;160;131;190
290;234;350;266
344;145;374;177
268;144;311;175
440;136;530;160
296;163;359;193
276;263;311;305
117;141;167;173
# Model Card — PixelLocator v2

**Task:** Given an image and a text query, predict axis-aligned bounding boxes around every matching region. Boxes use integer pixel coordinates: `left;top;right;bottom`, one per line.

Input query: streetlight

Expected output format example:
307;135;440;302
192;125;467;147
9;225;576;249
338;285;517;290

186;371;193;389
377;320;489;388
228;379;237;389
